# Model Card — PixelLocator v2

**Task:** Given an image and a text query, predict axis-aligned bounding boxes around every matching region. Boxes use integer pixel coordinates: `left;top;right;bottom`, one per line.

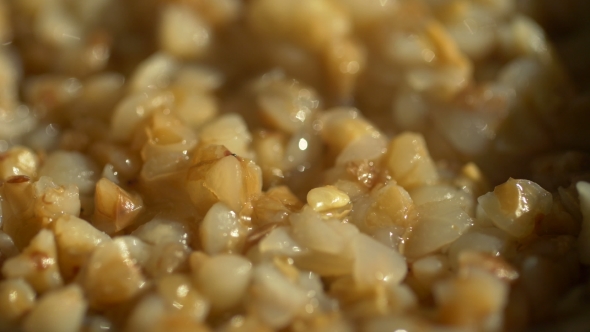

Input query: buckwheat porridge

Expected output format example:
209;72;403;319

0;0;589;331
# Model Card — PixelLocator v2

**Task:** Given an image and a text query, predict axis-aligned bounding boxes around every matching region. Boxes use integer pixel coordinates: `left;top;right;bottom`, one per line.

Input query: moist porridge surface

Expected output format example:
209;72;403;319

0;0;589;331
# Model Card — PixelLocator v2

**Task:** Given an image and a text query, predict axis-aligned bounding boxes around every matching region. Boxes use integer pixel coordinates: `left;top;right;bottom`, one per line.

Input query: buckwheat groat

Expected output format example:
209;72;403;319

0;0;589;331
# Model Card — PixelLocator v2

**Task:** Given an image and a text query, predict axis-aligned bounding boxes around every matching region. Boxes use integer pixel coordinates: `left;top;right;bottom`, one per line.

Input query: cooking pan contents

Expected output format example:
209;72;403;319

0;0;589;331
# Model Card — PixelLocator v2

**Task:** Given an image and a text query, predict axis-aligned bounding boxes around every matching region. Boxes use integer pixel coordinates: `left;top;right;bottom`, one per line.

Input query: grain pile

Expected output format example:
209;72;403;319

0;0;589;331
